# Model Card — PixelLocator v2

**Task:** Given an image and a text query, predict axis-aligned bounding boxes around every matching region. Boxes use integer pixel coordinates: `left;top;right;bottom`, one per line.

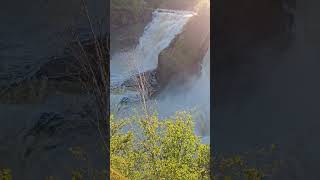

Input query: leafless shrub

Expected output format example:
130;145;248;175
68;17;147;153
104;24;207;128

67;0;109;150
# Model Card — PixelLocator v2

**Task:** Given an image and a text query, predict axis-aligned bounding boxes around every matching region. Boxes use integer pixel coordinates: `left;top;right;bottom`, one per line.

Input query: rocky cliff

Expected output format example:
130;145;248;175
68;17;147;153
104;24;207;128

157;3;210;87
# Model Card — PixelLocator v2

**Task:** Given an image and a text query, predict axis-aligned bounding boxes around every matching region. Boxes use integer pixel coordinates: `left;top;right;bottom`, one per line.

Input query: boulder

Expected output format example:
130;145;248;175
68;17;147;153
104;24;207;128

121;69;159;97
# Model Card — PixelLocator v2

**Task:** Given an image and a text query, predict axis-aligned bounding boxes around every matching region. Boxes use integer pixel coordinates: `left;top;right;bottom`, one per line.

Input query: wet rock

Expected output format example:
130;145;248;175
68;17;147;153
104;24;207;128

22;109;97;159
157;4;210;88
116;95;141;113
121;69;160;97
155;0;198;11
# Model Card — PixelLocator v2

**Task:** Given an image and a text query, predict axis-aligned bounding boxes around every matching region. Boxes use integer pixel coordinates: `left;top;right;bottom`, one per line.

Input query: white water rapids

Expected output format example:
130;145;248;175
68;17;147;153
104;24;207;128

111;9;210;143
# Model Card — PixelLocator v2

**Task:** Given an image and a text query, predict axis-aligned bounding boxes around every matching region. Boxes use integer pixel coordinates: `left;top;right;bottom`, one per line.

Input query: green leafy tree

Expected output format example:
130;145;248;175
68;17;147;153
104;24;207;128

0;169;12;180
110;112;210;179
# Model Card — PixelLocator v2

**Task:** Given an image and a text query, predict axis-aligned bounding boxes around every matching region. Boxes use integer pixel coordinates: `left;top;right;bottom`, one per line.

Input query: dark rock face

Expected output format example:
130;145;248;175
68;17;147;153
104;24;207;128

34;56;78;81
157;4;210;88
4;107;105;179
0;0;107;89
22;110;99;158
156;0;199;11
110;1;153;53
110;0;153;29
0;33;108;104
121;70;159;97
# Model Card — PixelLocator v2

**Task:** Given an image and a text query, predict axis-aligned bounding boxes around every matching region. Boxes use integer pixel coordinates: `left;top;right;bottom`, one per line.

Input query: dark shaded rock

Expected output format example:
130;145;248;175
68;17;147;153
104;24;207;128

0;31;109;103
113;70;159;113
22;109;97;159
38;32;108;82
155;0;198;11
111;0;153;29
34;56;79;81
121;69;160;97
0;77;49;104
116;96;141;113
24;112;65;140
110;1;153;52
157;4;210;88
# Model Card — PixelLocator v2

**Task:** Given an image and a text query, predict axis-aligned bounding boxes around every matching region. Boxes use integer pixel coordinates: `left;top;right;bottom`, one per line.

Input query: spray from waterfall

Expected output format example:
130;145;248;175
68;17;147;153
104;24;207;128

111;9;193;85
110;9;194;111
156;48;210;142
110;9;210;142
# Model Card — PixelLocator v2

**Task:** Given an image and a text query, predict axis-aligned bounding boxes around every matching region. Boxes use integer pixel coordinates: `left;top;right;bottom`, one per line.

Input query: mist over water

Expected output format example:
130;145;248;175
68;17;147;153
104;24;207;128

111;9;194;108
156;48;210;142
111;9;193;85
111;9;210;143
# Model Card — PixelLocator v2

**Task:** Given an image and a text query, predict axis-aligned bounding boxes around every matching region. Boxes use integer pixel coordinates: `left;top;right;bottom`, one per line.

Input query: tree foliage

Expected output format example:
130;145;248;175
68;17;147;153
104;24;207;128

0;169;12;180
110;112;210;179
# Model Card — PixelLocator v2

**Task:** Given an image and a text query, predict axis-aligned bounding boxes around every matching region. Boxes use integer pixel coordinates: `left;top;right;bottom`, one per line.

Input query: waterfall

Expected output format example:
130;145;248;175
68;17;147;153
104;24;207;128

110;9;210;143
111;9;194;110
111;9;194;86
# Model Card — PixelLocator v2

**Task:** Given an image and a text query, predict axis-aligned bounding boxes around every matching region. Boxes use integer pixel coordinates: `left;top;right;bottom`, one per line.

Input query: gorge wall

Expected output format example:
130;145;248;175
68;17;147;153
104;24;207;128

157;3;210;88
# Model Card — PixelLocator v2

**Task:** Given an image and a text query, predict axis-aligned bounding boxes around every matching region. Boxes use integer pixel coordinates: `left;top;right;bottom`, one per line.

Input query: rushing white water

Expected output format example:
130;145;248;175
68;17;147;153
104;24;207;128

111;9;210;143
111;9;194;110
111;9;193;86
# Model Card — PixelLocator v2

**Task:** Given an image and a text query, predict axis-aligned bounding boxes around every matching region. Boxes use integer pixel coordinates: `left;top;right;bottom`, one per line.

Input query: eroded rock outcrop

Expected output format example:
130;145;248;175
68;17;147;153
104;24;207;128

121;70;159;97
157;4;210;87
